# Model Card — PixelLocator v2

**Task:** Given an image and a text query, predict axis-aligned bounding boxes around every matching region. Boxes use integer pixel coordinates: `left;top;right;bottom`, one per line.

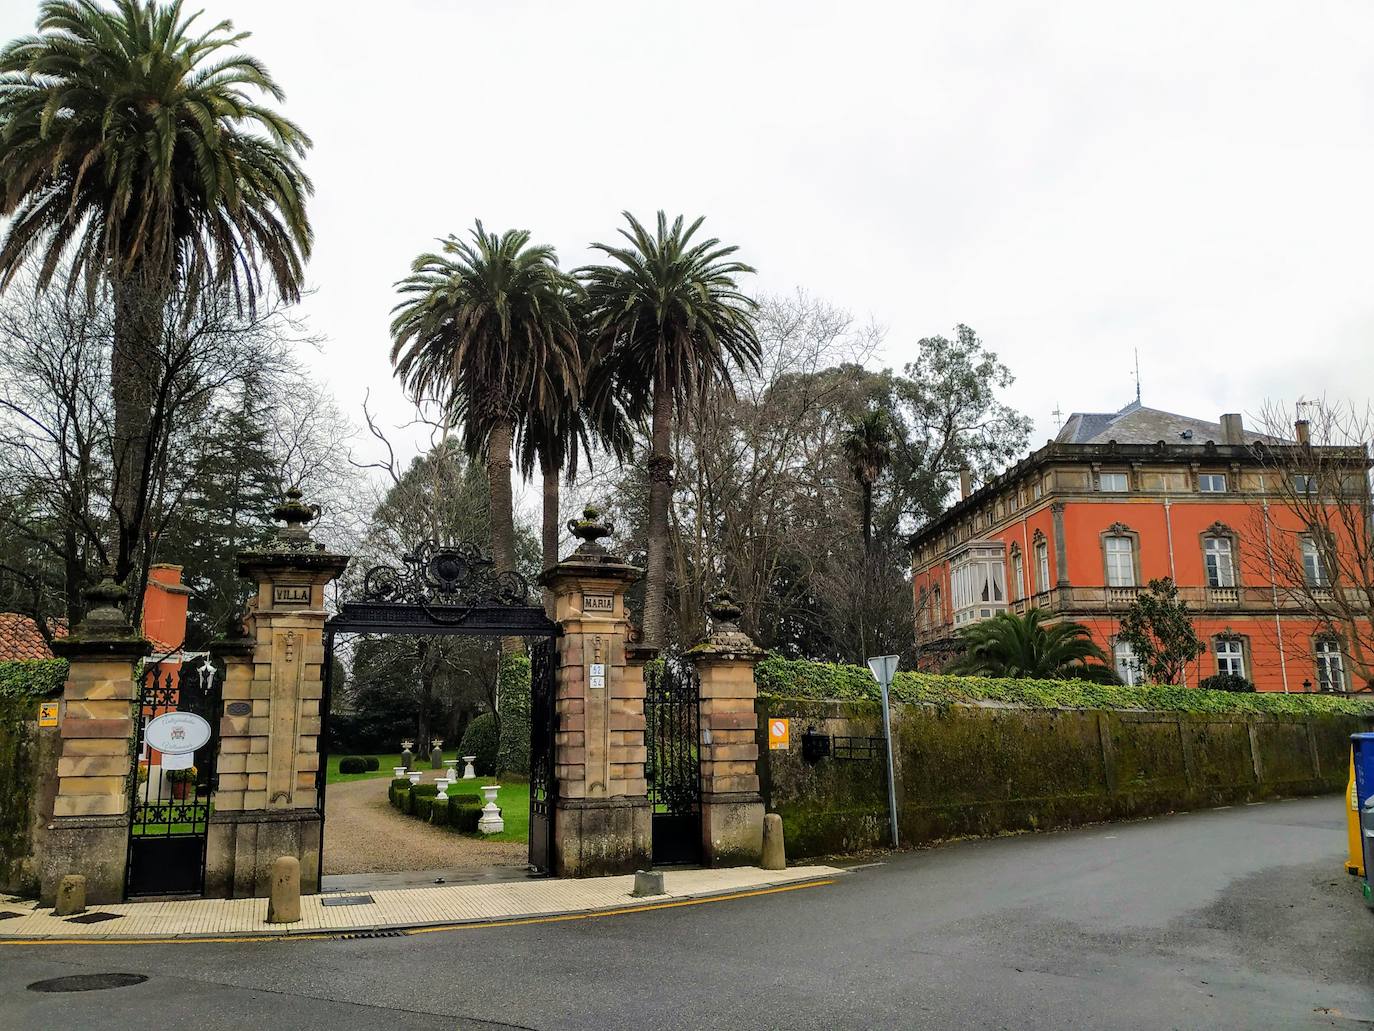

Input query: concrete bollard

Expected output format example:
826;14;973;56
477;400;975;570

266;856;301;924
631;869;665;897
762;813;786;871
54;874;86;916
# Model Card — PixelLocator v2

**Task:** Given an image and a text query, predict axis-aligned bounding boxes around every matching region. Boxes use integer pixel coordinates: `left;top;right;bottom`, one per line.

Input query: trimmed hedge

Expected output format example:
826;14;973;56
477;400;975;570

755;655;1374;717
497;655;531;775
387;777;410;805
429;797;484;832
364;756;380;771
338;756;367;774
390;784;484;833
0;659;67;699
459;712;499;775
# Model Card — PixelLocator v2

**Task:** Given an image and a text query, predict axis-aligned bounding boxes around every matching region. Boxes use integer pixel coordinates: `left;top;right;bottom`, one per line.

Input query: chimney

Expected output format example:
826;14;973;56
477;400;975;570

959;467;973;500
1220;413;1244;445
1295;419;1311;445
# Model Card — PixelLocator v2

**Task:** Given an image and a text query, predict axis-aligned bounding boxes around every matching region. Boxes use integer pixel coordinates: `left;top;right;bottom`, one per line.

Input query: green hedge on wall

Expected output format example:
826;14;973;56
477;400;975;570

755;655;1374;717
496;655;531;775
0;659;67;699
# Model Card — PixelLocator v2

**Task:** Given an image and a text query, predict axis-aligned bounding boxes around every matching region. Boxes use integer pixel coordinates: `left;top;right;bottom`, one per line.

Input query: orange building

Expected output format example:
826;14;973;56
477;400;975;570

909;402;1371;692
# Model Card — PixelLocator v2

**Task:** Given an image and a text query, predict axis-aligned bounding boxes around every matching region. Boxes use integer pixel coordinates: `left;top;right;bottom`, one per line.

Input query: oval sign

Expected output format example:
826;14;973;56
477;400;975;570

144;711;211;755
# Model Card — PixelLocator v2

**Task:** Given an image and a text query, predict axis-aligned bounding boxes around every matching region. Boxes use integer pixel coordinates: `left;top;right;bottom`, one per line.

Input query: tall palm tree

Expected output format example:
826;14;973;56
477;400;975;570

842;408;892;550
947;609;1119;683
580;211;759;648
0;0;313;586
391;223;581;585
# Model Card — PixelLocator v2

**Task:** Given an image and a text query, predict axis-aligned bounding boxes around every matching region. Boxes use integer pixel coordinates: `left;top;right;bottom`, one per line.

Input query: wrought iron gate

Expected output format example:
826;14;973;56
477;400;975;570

645;658;702;864
527;636;557;873
126;657;221;897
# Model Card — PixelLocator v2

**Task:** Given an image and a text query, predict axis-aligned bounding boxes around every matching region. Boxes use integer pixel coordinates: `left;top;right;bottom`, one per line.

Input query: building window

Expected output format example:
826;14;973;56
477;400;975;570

1011;548;1024;601
1035;539;1050;593
1104;536;1135;587
931;587;942;626
950;544;1007;625
1199;473;1227;492
1203;536;1236;588
1315;639;1345;692
1113;641;1142;686
1294;474;1316;495
1301;536;1330;587
1032;479;1043;501
1099;472;1129;492
1215;638;1245;678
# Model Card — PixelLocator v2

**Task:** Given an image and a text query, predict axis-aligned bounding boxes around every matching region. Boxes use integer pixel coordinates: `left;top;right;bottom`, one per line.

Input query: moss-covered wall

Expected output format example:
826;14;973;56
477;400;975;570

0;696;60;896
758;698;1368;859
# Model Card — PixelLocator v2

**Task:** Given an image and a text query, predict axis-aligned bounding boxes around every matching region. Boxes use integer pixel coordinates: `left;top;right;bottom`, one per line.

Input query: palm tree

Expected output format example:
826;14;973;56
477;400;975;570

391;223;580;585
0;0;313;586
946;609;1119;683
842;408;892;550
580;211;759;648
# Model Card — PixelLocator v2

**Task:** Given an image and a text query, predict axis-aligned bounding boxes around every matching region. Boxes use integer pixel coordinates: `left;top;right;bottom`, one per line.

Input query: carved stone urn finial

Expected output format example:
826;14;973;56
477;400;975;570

693;585;762;657
271;487;322;550
80;568;132;634
567;505;615;556
707;587;744;632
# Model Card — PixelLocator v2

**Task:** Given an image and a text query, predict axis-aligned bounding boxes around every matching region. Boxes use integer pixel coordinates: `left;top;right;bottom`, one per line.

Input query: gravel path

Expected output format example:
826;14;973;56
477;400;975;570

322;776;525;875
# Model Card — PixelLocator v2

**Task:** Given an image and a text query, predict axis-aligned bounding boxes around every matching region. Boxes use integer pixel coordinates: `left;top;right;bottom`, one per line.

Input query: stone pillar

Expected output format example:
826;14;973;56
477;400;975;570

204;490;348;898
689;590;765;868
539;507;651;876
41;576;150;905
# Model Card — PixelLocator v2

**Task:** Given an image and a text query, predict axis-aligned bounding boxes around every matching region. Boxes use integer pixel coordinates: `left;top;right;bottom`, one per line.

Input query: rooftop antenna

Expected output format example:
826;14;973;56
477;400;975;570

1133;349;1142;405
1051;404;1064;430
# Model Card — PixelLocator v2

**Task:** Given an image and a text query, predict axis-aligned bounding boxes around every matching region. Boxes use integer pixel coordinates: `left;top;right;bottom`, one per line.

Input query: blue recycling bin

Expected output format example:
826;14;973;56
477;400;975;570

1352;734;1374;908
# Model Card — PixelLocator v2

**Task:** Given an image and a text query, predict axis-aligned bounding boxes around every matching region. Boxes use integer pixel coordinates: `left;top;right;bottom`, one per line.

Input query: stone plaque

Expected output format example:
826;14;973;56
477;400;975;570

582;593;614;614
273;583;311;606
226;701;252;717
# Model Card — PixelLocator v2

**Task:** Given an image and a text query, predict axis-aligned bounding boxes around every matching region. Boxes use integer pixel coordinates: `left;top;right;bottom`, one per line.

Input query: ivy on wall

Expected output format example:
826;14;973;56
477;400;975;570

755;655;1374;717
0;659;68;699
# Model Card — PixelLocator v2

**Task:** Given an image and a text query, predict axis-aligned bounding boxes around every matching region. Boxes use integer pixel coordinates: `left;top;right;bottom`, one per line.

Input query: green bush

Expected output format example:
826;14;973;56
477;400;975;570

1198;673;1255;693
448;801;483;832
497;655;531;775
416;795;436;821
459;712;499;775
0;659;68;699
387;778;410;806
445;790;481;807
338;756;367;774
364;756;381;771
755;655;1374;717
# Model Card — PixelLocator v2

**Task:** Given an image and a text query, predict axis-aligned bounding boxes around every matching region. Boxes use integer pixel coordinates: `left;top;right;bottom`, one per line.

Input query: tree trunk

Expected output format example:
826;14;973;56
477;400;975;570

861;482;873;552
541;457;560;616
642;374;674;648
109;268;164;597
486;418;517;576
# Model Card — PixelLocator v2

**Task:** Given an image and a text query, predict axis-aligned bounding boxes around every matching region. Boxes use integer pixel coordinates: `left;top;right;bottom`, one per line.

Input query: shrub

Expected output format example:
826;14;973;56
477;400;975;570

1199;673;1255;693
338;756;367;774
497;655;531;775
165;766;197;785
459;712;499;775
0;658;68;699
754;655;1374;717
387;779;409;806
364;756;380;771
416;794;435;821
449;801;483;832
446;791;481;807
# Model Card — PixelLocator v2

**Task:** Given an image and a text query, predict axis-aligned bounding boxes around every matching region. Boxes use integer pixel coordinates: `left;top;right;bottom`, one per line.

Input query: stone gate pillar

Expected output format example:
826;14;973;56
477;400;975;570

41;576;150;905
539;507;652;876
204;490;349;898
689;590;765;867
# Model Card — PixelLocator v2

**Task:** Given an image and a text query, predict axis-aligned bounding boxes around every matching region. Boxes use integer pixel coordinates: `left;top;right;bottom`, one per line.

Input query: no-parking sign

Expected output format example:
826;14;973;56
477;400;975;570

768;717;790;750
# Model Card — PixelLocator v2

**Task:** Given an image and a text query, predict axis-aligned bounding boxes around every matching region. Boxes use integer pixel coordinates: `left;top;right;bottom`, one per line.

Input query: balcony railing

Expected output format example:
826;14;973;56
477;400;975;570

1207;587;1241;605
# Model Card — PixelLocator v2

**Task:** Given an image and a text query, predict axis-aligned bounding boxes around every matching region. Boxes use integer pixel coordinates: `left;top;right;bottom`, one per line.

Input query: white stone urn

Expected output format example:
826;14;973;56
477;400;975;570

408;771;422;785
462;755;477;779
444;759;459;778
393;766;407;778
435;779;449;801
477;783;504;834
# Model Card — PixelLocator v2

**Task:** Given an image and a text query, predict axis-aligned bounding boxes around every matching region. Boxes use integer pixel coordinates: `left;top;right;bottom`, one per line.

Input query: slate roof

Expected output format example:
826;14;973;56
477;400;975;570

0;612;66;660
1055;400;1281;445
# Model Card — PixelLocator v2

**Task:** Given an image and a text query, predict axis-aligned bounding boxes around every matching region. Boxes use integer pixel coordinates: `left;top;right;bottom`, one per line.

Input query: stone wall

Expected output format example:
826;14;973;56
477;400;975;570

757;697;1368;859
0;697;61;896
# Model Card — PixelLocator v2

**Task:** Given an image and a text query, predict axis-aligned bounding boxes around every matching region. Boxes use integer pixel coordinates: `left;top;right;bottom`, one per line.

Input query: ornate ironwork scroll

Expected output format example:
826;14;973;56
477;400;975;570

358;540;532;625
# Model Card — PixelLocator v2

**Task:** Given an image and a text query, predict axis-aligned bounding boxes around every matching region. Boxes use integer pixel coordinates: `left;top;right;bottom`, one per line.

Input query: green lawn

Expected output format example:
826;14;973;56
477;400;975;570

325;752;410;784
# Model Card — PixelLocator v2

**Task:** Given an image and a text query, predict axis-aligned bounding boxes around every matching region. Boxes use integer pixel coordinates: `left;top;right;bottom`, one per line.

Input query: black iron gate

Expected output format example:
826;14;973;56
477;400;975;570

645;658;702;865
527;636;557;872
126;657;221;897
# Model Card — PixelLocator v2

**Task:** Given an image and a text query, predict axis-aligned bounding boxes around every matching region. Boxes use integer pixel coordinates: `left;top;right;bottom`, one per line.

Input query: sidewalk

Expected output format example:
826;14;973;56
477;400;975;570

0;864;841;943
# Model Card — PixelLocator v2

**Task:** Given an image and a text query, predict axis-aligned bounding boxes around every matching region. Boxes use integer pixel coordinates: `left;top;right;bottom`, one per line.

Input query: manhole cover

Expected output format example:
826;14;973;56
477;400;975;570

66;912;122;924
27;973;148;993
320;894;375;907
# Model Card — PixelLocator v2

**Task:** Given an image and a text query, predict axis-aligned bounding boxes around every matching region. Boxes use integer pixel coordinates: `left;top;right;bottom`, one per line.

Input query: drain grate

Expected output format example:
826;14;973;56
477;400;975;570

27;973;148;993
0;911;26;920
320;894;375;907
334;930;403;940
66;912;122;924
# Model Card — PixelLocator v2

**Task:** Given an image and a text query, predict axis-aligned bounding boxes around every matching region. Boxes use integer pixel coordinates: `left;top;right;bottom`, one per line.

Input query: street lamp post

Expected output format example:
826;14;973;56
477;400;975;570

867;654;901;849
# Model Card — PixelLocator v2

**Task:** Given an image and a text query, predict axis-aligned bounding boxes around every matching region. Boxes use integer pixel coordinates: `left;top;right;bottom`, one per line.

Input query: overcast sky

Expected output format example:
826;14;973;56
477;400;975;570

5;0;1372;460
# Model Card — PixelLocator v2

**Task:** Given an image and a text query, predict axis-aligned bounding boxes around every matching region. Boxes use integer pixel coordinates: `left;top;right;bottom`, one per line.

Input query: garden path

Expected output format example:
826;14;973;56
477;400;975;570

322;776;525;875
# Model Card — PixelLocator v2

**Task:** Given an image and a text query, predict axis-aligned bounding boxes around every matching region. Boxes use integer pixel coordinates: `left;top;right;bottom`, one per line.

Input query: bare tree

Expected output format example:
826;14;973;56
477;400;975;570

1247;399;1373;690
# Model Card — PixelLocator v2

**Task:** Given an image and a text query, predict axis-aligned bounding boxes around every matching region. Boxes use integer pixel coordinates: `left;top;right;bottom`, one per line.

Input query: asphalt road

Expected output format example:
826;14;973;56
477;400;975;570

4;795;1371;1031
